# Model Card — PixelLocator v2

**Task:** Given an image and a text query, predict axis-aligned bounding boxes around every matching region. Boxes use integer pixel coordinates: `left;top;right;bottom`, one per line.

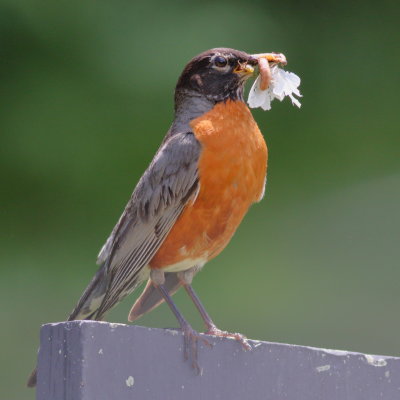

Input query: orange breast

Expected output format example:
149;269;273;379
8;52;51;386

150;100;268;269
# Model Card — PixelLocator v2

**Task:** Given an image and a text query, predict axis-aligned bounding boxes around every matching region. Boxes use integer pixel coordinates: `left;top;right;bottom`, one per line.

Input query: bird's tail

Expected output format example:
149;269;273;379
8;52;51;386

128;272;181;322
27;265;111;388
26;368;38;388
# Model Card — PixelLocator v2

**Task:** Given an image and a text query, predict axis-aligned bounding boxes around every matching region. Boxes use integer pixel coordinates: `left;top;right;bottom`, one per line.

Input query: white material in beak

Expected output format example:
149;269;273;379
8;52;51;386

248;65;302;111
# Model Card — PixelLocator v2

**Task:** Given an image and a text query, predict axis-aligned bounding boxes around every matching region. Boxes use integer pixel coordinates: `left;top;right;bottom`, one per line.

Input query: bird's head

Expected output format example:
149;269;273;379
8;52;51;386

174;48;287;107
175;48;259;106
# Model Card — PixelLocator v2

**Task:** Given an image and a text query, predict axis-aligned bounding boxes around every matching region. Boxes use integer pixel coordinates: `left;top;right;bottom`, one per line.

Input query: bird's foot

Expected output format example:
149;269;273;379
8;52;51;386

205;326;251;350
181;323;213;374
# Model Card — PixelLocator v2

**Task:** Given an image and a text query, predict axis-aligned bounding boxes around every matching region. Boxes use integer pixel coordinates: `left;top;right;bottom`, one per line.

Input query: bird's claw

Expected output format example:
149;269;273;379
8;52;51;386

181;324;212;374
205;326;251;351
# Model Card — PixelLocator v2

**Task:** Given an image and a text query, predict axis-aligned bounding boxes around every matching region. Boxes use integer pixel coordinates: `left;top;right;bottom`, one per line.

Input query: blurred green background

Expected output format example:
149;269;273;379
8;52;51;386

1;0;399;398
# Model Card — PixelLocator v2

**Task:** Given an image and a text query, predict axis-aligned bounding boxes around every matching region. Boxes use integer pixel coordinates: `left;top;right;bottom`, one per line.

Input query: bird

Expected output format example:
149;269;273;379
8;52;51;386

28;47;279;387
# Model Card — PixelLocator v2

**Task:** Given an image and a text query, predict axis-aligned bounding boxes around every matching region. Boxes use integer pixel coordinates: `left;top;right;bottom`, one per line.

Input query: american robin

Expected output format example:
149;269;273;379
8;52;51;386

28;48;283;387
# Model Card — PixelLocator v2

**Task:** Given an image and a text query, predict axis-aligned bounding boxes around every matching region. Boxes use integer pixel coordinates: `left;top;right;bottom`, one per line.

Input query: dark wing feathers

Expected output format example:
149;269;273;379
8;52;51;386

71;132;201;320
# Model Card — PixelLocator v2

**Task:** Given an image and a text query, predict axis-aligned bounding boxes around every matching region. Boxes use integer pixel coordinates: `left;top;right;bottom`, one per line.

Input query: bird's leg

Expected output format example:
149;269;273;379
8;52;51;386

150;270;211;373
178;269;251;351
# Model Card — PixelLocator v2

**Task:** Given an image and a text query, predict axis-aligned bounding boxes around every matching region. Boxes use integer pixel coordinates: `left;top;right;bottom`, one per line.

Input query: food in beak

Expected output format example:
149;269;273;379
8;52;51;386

247;52;302;111
252;53;287;90
258;58;271;90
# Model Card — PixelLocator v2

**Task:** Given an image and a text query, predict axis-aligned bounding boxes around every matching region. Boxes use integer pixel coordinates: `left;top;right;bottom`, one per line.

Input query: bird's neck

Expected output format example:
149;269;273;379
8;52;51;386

169;91;215;135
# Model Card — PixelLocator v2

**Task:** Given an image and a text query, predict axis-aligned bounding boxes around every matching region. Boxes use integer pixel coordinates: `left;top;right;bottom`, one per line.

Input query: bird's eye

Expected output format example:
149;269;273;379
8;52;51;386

214;56;228;68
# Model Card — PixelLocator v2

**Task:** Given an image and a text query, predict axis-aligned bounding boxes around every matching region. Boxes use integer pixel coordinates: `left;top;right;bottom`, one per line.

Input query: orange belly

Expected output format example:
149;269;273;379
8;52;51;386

150;100;268;269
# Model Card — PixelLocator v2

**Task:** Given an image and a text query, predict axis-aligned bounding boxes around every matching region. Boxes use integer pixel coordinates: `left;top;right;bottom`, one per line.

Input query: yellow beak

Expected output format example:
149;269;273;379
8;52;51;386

233;63;255;76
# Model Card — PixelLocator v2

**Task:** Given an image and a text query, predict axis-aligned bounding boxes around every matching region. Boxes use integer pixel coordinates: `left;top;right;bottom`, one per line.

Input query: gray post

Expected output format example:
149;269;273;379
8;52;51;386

36;321;400;400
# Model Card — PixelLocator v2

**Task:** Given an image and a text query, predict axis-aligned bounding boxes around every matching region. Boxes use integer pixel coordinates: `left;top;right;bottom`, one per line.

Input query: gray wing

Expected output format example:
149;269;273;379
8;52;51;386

69;132;201;320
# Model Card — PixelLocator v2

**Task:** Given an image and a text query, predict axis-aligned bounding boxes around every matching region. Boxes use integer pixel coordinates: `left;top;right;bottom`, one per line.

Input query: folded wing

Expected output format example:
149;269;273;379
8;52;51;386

69;132;201;321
